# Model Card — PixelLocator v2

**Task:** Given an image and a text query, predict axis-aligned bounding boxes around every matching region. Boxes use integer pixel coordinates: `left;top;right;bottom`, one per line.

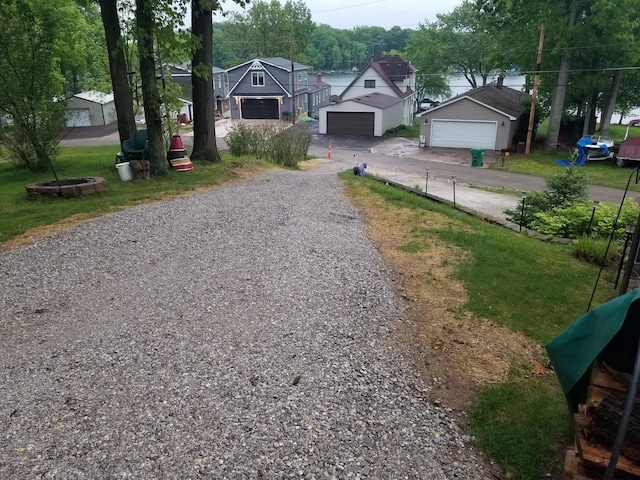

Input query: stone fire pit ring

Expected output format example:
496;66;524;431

26;177;108;199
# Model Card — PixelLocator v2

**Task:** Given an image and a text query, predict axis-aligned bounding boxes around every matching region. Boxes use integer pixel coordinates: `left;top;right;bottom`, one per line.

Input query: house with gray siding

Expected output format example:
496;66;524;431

419;79;529;151
226;57;330;120
169;65;230;120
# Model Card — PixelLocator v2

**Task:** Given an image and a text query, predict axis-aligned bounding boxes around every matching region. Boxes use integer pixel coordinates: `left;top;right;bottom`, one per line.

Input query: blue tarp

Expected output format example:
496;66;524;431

555;137;608;167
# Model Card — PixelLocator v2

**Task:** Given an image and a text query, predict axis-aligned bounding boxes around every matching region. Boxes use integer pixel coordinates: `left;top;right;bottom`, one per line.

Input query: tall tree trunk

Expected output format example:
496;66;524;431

582;92;594;137
99;0;136;147
545;1;579;153
599;70;623;137
136;0;167;176
191;0;220;162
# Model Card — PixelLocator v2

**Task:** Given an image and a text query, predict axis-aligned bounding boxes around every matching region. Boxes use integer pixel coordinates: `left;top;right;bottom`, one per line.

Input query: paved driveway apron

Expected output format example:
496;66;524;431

0;164;492;478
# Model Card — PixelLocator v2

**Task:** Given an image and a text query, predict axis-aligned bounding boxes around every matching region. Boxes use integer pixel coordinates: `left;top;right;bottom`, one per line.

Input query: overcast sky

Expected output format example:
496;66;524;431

212;0;465;30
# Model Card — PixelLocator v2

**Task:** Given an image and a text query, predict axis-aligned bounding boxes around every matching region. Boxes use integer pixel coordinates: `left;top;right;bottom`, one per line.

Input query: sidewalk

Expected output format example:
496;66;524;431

316;147;519;222
308;138;631;223
366;165;517;220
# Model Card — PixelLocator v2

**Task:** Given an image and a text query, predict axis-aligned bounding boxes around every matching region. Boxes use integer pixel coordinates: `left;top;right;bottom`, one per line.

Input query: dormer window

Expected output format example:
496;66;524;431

364;79;375;88
252;71;265;87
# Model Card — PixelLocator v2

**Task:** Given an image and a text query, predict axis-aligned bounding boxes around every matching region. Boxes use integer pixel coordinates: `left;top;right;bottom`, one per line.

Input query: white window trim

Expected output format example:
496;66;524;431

252;71;265;87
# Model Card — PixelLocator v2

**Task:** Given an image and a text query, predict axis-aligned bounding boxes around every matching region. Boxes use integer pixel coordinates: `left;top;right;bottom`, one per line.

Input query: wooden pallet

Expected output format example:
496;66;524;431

567;361;640;479
564;447;596;480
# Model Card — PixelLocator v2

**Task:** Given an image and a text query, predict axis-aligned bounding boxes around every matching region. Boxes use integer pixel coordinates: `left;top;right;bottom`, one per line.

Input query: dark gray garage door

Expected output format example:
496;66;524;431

327;112;375;136
241;99;279;119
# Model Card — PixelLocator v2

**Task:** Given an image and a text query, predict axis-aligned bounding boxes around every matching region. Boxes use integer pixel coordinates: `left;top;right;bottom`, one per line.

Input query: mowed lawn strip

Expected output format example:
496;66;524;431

0;146;269;247
339;172;615;480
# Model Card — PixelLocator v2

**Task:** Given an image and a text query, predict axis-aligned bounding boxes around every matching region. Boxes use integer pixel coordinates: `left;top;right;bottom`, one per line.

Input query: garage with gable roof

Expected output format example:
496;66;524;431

65;91;117;127
319;92;403;137
419;79;529;151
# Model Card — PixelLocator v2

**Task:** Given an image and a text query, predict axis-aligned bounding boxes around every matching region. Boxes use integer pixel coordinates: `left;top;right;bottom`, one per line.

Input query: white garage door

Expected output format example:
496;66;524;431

67;109;91;127
431;120;497;149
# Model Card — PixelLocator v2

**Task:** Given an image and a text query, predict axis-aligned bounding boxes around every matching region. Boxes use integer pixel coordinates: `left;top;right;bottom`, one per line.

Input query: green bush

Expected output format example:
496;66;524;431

531;198;640;239
571;236;620;266
225;121;311;168
504;165;595;236
266;123;311;167
505;191;551;228
224;121;254;157
544;165;588;206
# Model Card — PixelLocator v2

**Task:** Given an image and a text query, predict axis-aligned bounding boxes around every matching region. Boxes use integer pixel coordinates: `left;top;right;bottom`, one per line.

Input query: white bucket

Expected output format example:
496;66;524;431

116;162;133;181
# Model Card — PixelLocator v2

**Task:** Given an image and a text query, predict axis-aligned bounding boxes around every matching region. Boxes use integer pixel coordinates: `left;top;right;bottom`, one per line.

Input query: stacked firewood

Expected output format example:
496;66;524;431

566;360;640;479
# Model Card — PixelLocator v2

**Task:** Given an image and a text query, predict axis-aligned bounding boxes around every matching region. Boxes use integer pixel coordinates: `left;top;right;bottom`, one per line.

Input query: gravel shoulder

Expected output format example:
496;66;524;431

1;163;496;478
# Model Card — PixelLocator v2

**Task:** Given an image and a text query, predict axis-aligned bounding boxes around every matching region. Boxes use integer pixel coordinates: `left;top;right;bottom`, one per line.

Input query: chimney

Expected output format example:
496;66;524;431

497;75;504;89
316;72;322;87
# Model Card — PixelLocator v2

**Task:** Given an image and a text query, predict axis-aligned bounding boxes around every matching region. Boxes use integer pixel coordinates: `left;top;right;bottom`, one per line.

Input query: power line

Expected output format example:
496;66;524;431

312;0;391;15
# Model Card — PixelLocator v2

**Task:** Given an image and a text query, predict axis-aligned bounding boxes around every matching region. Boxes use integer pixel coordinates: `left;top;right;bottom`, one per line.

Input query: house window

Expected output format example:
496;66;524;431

364;79;375;88
218;76;222;89
252;71;265;87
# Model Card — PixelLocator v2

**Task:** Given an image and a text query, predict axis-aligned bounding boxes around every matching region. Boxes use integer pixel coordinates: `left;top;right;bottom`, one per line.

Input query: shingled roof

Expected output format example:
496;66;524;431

342;54;415;101
346;92;403;109
437;81;528;119
371;54;417;81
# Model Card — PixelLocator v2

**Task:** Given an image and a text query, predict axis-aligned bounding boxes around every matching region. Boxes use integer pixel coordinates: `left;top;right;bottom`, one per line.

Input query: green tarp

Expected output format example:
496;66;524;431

546;288;640;412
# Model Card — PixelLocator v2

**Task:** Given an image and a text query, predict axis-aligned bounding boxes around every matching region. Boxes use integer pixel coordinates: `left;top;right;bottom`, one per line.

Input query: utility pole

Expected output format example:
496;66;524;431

525;24;545;156
290;37;296;125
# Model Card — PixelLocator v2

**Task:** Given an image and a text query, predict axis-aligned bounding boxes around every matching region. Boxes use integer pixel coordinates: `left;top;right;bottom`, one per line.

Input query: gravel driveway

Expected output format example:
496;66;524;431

1;163;494;479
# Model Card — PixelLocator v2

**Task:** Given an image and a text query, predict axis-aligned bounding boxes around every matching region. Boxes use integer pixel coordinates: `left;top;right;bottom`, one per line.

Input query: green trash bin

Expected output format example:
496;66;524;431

470;148;485;167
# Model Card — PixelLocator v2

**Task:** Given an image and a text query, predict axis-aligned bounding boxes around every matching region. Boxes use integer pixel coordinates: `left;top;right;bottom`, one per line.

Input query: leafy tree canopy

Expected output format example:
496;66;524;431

0;0;72;170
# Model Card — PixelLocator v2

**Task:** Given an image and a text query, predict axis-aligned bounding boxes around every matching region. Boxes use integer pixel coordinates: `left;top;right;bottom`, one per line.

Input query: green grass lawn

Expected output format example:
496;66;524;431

495;149;640;192
0;146;269;245
340;173;616;480
503;121;640;191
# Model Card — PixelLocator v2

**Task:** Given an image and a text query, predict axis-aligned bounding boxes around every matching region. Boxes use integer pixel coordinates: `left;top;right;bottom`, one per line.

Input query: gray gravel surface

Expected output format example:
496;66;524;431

1;163;496;479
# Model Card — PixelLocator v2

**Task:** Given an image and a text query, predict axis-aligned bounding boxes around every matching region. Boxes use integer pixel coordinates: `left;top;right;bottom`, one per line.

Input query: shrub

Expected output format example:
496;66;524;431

571;236;620;266
224;121;253;157
249;123;280;158
504;191;552;228
266;123;311;167
544;165;588;206
225;121;311;168
531;198;640;240
504;166;591;233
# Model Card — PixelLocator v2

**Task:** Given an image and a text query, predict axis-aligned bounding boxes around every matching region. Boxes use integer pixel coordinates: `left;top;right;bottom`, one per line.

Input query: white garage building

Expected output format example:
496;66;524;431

66;91;117;127
319;92;403;137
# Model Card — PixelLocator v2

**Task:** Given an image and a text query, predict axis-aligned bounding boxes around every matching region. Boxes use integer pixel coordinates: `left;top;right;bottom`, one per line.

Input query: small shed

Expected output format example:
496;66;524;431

66;91;116;127
419;80;528;151
319;92;403;137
